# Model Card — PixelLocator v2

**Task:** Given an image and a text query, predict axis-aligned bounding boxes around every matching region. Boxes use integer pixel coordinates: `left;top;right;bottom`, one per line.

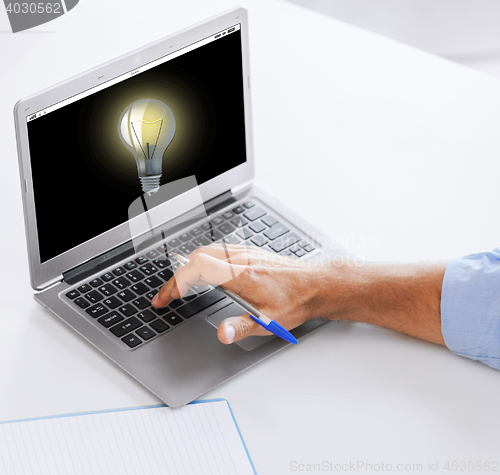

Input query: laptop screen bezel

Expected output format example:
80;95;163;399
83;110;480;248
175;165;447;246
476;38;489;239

14;7;254;291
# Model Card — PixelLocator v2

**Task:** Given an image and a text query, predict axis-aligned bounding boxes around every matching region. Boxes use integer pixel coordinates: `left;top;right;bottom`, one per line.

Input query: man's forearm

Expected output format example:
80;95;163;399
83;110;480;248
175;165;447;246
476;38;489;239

313;262;447;345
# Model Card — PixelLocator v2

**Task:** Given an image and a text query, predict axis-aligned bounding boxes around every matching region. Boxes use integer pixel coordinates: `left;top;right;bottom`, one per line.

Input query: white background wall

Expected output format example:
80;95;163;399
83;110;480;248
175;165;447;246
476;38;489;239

288;0;500;77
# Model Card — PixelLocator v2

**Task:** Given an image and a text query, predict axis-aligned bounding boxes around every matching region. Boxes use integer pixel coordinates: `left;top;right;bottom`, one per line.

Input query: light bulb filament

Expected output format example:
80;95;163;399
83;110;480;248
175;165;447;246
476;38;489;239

130;118;164;161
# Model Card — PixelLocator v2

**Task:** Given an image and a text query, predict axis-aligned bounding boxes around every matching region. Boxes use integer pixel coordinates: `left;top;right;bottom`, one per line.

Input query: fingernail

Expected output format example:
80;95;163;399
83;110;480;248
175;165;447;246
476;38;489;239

225;325;235;343
152;294;158;306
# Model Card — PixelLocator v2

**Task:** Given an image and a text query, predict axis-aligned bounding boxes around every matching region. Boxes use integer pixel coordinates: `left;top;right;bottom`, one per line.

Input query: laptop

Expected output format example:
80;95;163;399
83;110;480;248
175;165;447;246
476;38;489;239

14;7;339;407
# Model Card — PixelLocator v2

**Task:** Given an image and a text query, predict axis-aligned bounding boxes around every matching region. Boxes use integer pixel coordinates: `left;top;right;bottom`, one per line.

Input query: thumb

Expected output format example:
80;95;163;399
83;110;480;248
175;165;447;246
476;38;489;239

217;314;264;344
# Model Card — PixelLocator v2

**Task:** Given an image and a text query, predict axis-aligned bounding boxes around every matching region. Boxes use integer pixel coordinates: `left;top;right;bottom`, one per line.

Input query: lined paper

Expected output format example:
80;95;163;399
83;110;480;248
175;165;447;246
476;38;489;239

0;400;255;475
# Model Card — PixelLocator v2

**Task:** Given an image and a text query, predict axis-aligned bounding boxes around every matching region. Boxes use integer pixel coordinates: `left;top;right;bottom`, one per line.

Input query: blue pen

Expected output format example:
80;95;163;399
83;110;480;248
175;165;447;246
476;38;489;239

170;251;298;345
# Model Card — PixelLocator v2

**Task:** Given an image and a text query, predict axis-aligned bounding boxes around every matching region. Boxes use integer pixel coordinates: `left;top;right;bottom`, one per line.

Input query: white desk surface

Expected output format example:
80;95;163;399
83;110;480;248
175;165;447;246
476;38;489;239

2;1;500;473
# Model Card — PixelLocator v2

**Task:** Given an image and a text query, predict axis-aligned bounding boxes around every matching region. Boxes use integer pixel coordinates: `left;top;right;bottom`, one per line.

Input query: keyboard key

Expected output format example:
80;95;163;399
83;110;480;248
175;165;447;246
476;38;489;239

212;217;224;226
263;223;289;240
249;221;266;233
201;223;213;231
117;289;135;302
231;217;248;228
132;297;150;310
222;211;234;219
90;278;103;288
113;277;131;289
77;284;92;293
136;326;156;340
280;250;293;257
110;317;141;337
124;261;138;270
262;215;279;227
131;282;149;295
152;306;170;316
179;233;191;242
112;267;126;276
243;207;266;221
158;269;174;281
289;244;301;253
101;273;115;282
135;256;148;264
86;303;108;318
147;250;160;259
103;296;121;309
190;227;203;236
219;223;235;235
304;244;315;252
157;243;169;253
146;290;158;300
74;297;90;309
66;290;80;300
193;235;211;247
176;290;226;319
192;285;210;294
153;258;169;269
206;230;223;242
145;276;163;289
223;235;240;245
138;264;157;276
169;299;183;308
183;292;197;301
232;205;245;214
122;334;142;348
98;283;118;296
268;232;301;253
179;242;196;255
86;290;104;304
168;238;182;248
163;313;183;326
269;241;288;253
295;249;306;257
237;228;253;240
137;309;156;323
126;270;146;283
243;201;255;208
98;311;124;328
150;319;170;333
118;304;137;317
250;235;268;247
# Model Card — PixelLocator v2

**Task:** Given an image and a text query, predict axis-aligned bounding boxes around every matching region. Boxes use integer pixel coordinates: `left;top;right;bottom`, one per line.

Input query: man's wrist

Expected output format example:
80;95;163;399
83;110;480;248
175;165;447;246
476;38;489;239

306;259;446;345
305;260;361;322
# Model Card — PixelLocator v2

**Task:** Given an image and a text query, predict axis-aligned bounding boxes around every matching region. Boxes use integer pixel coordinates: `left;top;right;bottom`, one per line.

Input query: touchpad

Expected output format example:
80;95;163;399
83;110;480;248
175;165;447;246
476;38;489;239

206;303;275;351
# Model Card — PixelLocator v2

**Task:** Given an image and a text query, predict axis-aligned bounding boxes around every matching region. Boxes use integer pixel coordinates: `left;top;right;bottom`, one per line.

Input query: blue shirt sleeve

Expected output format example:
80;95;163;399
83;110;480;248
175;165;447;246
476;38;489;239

441;247;500;369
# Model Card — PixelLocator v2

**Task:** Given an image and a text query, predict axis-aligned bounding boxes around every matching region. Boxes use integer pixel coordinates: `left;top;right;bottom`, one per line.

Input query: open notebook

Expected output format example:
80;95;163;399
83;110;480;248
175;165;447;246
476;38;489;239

0;399;256;475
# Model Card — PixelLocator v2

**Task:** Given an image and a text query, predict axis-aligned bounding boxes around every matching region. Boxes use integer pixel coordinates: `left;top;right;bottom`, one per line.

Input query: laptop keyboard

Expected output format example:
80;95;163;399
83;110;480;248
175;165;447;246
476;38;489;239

64;200;317;350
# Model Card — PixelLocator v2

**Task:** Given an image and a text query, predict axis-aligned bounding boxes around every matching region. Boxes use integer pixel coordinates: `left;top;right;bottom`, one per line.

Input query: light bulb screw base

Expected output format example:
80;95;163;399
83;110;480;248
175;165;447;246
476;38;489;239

140;175;161;193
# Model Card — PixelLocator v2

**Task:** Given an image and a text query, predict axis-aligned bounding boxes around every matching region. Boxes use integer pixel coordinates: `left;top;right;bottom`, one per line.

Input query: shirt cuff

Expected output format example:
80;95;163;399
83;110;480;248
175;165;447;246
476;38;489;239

441;248;500;369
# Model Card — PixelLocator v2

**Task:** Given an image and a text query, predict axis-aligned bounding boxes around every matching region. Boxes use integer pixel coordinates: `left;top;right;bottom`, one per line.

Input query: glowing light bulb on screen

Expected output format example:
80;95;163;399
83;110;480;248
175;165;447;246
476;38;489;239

118;99;176;193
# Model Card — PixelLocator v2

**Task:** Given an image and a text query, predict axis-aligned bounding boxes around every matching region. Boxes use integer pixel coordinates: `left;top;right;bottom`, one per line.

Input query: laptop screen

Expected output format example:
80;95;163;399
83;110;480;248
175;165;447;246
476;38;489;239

26;24;246;264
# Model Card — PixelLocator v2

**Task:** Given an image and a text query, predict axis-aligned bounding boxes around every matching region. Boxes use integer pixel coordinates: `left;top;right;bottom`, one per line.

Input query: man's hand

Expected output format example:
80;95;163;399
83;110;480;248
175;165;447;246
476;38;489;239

152;243;447;346
151;244;327;344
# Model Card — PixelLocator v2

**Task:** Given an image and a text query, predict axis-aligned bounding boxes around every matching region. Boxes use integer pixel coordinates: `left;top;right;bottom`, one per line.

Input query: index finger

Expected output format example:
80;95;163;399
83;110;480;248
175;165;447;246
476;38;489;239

153;250;248;308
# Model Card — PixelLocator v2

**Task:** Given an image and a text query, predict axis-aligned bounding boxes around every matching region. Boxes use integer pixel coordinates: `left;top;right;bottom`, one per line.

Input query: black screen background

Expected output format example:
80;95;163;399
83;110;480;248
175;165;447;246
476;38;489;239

28;31;246;263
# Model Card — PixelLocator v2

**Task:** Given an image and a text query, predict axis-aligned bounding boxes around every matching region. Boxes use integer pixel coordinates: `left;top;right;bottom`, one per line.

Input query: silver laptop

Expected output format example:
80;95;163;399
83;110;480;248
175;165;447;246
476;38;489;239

14;7;336;407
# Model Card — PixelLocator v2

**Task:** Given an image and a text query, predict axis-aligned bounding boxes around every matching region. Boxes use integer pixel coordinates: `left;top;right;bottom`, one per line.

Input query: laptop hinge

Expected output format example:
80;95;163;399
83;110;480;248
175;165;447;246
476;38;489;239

63;190;235;286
